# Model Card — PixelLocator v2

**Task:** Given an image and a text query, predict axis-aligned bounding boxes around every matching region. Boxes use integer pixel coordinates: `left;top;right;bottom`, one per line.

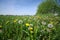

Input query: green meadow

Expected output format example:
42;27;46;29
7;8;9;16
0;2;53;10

0;15;60;40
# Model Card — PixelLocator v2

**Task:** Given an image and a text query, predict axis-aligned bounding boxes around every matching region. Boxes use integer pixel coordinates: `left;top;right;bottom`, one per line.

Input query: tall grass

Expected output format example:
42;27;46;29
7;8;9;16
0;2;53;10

0;15;60;40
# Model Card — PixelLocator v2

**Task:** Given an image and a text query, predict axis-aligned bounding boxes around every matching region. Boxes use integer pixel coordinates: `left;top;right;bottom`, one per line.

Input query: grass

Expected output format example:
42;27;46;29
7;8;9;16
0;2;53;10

0;14;60;40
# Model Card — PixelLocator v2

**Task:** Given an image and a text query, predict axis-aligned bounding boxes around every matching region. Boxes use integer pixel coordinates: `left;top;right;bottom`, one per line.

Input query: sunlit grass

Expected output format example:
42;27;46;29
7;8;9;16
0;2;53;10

0;14;60;40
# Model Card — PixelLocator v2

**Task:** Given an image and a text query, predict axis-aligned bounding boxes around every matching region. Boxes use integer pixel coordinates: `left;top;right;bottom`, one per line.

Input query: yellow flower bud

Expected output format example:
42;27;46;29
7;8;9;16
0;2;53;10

26;23;30;27
14;19;18;23
28;27;33;31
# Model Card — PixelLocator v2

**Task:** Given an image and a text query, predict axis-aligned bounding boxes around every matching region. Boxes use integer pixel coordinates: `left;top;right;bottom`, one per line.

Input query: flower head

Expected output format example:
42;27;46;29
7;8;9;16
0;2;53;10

13;19;18;23
54;13;58;16
18;20;23;24
48;24;53;28
26;23;30;27
28;27;33;31
41;21;46;25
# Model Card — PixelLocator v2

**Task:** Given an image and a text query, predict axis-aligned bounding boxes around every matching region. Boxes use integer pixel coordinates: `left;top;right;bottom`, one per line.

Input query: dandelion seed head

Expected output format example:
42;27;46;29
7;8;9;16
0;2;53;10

41;21;46;25
54;13;58;16
18;20;23;24
48;24;53;28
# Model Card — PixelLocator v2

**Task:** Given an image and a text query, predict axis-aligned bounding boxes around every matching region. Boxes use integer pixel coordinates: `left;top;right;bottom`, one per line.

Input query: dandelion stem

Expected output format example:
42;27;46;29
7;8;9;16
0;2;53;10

49;33;50;40
43;37;44;40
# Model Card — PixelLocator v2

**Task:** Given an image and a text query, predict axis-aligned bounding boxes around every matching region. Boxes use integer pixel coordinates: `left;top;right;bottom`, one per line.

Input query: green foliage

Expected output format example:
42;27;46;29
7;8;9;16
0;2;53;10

36;0;60;15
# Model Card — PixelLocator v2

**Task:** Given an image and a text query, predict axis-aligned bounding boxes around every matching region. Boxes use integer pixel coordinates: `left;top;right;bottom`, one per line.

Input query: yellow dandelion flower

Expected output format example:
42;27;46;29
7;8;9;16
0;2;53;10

28;27;33;31
26;23;30;26
14;19;18;23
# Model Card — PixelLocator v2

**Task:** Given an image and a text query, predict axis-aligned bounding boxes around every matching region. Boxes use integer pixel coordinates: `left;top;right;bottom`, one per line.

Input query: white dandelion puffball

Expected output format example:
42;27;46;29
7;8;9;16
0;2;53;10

18;20;23;24
42;21;46;25
54;13;58;16
48;24;53;28
30;24;33;27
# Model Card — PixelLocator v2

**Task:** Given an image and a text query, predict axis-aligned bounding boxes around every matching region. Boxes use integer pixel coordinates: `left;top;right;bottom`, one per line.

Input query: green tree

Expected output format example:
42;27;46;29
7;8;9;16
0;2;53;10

36;0;60;15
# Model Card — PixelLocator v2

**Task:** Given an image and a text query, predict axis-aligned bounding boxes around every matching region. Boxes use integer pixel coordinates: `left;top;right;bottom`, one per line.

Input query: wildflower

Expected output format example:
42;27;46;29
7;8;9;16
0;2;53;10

28;27;33;31
54;13;58;16
26;23;30;27
18;20;23;24
41;21;46;25
48;24;53;28
13;19;18;23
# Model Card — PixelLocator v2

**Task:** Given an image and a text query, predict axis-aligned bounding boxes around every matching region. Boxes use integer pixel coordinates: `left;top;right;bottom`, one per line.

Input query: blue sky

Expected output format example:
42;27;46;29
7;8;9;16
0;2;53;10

0;0;42;15
57;0;60;5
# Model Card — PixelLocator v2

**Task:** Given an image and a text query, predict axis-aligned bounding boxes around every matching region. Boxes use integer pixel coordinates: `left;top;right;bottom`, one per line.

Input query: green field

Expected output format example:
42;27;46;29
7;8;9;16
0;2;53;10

0;15;60;40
